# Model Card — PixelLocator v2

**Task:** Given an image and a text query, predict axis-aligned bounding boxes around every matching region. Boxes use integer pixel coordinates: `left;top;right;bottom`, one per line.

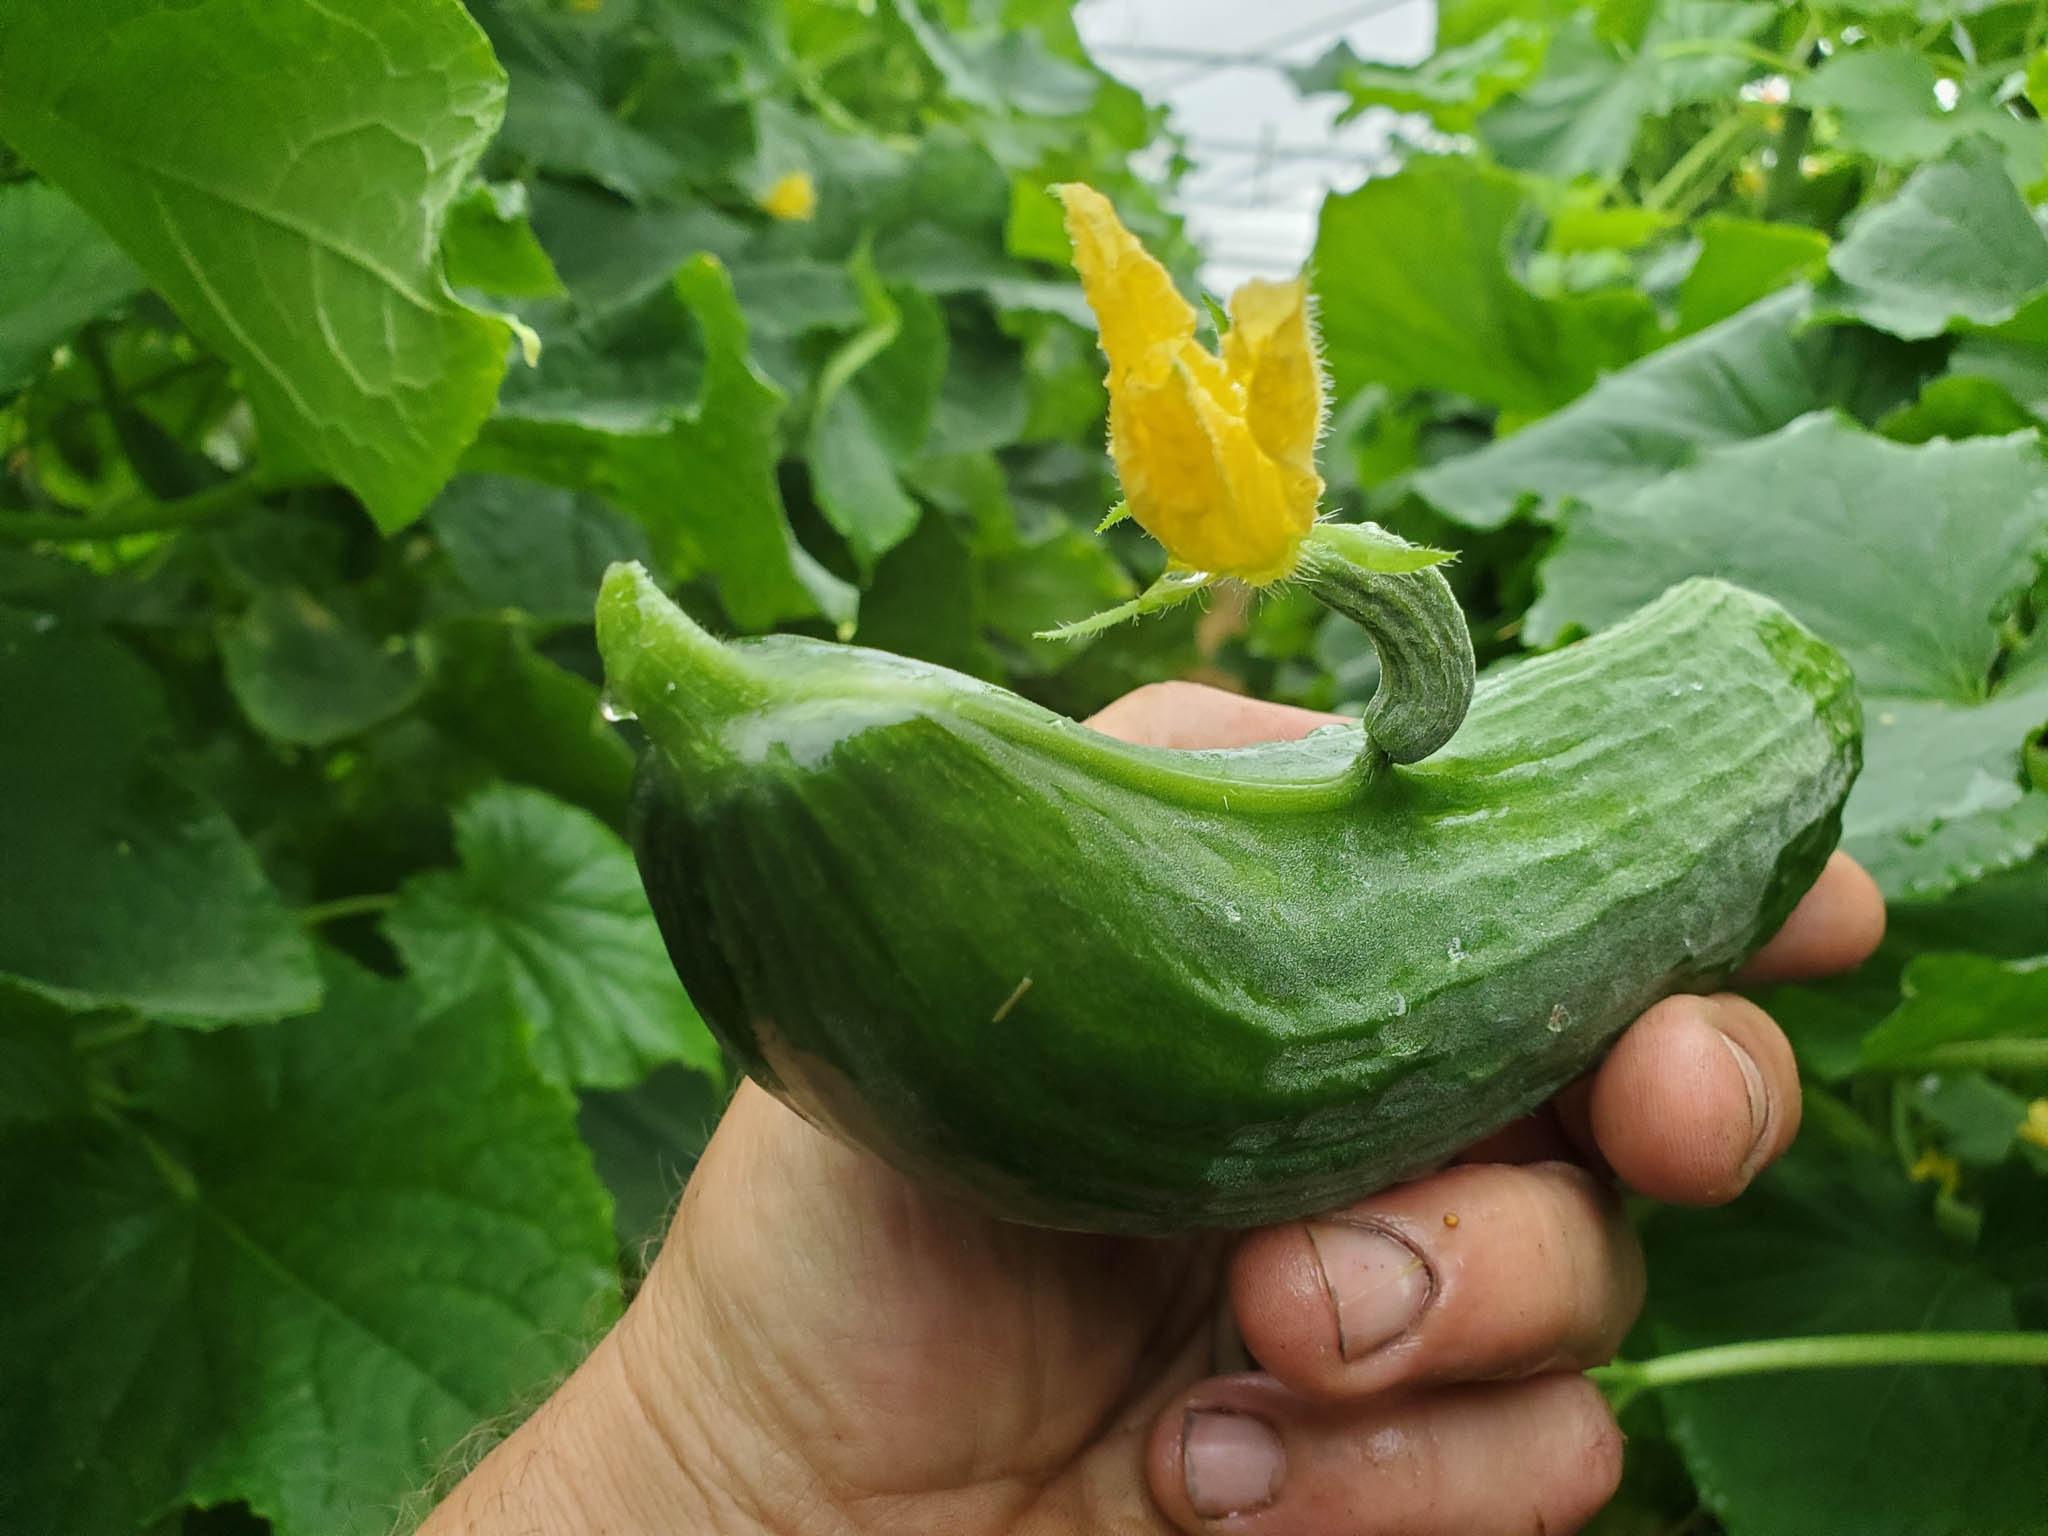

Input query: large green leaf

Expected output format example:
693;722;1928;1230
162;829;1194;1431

385;783;720;1090
428;474;652;628
1860;952;2048;1069
1479;5;1775;180
469;255;853;631
1642;1144;2048;1536
1797;47;2048;184
577;1062;731;1252
218;588;425;748
1673;216;1831;337
0;0;515;531
0;181;141;393
418;617;638;830
1531;416;2048;896
1412;290;1928;528
0;612;318;1023
1313;156;1657;414
0;955;619;1536
1820;138;2048;341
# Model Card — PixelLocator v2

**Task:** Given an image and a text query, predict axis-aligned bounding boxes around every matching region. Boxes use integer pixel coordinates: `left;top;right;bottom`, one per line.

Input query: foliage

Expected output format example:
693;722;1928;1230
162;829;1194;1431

1;0;2046;1530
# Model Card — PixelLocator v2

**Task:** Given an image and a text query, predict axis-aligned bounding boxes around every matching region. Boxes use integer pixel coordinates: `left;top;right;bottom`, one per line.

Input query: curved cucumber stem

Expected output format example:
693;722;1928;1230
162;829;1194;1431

1295;529;1476;765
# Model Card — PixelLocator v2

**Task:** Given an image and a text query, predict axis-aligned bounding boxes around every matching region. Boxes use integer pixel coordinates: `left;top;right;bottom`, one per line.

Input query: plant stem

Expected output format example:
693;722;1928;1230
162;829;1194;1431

1643;110;1760;217
296;892;398;926
0;470;295;543
1874;1038;2048;1073
1593;1332;2048;1411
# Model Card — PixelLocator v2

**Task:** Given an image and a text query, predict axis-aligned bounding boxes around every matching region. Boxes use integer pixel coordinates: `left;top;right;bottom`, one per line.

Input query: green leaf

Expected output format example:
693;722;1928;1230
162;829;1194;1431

0;612;318;1023
1312;155;1657;414
0;954;619;1536
0;0;516;531
385;783;719;1089
1851;689;2048;900
1531;416;2048;896
441;181;566;300
1819;139;2048;341
418;617;637;830
429;474;652;628
1293;23;1549;133
528;180;748;319
1673;216;1831;337
1880;374;2038;443
1797;47;2048;185
809;395;925;567
1861;952;2048;1069
577;1061;730;1253
1642;1144;2048;1536
219;588;425;748
980;525;1139;670
0;988;97;1132
886;0;1098;118
497;65;681;202
1909;1070;2031;1164
804;248;939;568
1532;416;2048;697
470;254;853;631
1479;5;1775;180
0;180;141;393
852;505;997;678
1413;289;1929;528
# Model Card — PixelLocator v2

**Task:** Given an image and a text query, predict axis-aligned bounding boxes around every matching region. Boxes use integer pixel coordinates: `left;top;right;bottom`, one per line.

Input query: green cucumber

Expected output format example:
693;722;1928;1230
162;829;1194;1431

598;554;1859;1235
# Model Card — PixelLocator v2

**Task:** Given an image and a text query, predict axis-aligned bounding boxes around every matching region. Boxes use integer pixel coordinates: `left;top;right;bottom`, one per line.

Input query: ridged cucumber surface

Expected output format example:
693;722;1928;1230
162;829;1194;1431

600;564;1859;1234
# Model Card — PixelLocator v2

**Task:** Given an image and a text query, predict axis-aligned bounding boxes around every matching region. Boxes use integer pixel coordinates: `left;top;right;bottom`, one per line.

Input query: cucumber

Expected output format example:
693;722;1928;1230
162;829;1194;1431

598;556;1858;1235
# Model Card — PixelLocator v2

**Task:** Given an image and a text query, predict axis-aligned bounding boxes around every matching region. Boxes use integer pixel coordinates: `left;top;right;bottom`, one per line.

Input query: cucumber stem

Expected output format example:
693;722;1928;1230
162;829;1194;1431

1295;535;1476;764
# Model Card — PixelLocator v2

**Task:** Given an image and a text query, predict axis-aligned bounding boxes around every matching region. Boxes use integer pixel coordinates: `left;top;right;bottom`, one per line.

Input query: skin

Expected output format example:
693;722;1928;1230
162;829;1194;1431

422;681;1886;1536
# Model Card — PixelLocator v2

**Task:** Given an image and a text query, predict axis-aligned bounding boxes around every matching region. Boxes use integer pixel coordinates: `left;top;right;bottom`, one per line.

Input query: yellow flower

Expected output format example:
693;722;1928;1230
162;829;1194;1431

2020;1098;2048;1151
760;171;817;222
1909;1147;1962;1198
1055;183;1324;585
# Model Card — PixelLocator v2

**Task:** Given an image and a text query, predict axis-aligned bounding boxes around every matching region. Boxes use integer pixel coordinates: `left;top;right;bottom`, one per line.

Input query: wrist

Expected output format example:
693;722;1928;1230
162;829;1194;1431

417;1264;749;1536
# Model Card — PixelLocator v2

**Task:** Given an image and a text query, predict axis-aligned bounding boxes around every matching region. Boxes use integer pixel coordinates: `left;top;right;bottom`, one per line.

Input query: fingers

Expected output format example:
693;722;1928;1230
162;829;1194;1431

1588;992;1801;1204
1229;1162;1642;1401
1148;1372;1622;1535
1735;851;1886;985
1084;680;1340;749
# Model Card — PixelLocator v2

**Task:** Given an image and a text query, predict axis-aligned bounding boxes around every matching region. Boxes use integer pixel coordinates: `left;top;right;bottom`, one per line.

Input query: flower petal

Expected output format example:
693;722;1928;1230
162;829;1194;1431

1223;276;1325;486
1054;183;1195;385
1115;343;1306;583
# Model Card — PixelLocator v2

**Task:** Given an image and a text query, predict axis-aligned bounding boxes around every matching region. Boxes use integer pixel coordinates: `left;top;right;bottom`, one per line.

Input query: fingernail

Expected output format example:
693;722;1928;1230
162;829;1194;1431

1306;1221;1432;1359
1183;1409;1283;1518
1719;1029;1771;1177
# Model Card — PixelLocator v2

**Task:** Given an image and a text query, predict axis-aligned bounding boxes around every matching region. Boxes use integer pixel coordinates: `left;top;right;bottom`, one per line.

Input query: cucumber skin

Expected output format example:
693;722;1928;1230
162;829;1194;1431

617;576;1860;1235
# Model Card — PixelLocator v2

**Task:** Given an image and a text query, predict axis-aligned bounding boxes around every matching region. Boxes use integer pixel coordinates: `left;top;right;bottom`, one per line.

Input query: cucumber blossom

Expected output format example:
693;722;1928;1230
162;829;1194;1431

598;549;1858;1235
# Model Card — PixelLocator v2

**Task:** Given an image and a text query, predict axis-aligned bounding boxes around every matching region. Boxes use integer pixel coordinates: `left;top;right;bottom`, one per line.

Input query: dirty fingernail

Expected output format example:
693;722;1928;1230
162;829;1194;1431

1184;1409;1283;1519
1306;1221;1432;1359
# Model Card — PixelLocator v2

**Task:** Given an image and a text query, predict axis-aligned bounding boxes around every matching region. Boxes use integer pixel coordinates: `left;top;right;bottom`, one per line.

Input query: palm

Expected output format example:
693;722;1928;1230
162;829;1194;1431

672;1084;1214;1531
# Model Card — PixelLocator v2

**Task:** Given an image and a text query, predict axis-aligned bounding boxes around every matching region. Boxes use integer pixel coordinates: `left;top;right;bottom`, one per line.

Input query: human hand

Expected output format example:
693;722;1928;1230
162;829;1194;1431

423;681;1884;1536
